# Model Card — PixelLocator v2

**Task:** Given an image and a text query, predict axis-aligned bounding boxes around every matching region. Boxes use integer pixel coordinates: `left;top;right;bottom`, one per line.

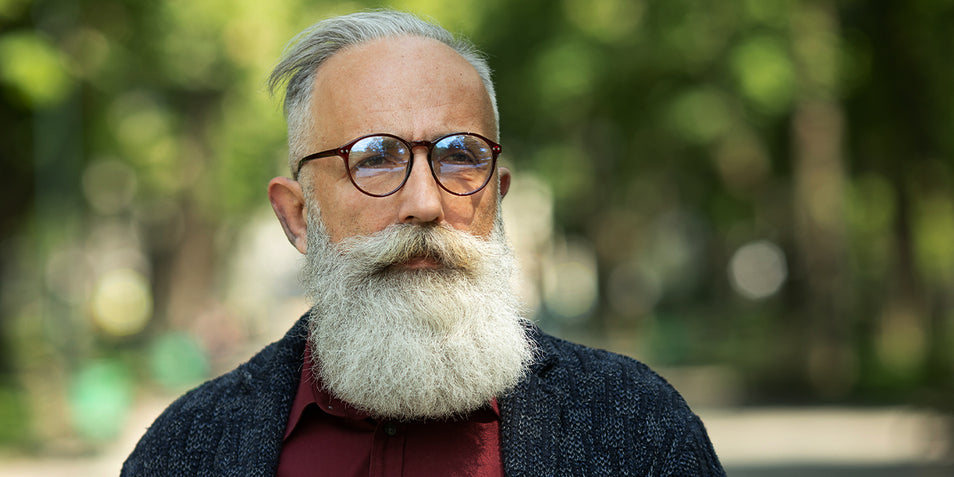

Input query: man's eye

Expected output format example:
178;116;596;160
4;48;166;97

439;150;479;165
354;154;404;169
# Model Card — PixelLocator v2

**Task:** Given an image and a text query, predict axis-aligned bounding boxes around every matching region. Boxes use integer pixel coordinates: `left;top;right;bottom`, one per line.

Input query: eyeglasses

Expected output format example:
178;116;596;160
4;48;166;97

295;132;502;197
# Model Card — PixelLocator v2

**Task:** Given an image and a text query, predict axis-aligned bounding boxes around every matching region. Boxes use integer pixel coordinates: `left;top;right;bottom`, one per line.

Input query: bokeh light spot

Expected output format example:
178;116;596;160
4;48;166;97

0;30;73;107
564;0;645;43
730;35;795;114
149;332;209;391
90;268;152;337
667;87;734;144
82;158;138;215
729;240;788;300
543;240;599;321
69;360;133;441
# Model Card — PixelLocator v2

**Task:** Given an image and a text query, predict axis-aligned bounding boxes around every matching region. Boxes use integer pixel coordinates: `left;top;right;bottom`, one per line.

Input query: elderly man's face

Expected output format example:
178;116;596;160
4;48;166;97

271;35;507;267
266;36;531;418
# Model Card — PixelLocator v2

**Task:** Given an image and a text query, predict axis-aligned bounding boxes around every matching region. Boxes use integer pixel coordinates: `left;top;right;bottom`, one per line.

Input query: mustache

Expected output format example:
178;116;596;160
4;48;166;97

334;223;487;274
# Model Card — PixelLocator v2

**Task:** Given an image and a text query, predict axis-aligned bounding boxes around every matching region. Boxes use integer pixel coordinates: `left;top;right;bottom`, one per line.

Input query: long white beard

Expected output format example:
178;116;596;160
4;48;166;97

301;207;535;420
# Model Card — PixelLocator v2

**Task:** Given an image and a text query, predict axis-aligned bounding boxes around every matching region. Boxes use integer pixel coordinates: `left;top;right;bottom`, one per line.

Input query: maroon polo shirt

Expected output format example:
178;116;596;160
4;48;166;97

276;347;505;476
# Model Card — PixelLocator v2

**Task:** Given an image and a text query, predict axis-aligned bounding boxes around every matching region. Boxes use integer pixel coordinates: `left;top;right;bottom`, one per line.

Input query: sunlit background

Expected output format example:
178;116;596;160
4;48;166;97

1;0;953;475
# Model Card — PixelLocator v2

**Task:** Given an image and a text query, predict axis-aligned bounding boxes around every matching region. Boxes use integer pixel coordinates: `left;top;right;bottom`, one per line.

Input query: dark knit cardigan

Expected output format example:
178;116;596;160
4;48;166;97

122;314;725;476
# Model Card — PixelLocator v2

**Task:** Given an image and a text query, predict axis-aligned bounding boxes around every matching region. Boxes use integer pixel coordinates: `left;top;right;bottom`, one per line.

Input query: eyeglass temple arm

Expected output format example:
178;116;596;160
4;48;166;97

294;149;343;180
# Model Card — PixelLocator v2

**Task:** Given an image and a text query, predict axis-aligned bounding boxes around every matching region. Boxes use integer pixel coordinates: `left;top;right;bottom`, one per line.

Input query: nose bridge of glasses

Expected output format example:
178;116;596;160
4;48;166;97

398;144;445;203
412;150;439;187
405;141;437;174
406;140;433;158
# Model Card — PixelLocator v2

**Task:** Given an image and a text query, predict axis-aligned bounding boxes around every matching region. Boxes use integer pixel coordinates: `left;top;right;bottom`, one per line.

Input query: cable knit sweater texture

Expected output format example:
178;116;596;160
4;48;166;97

122;313;725;476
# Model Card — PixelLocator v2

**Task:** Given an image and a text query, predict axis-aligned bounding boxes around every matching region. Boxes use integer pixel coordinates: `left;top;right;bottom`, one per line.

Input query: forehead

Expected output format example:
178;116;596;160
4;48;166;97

309;35;495;144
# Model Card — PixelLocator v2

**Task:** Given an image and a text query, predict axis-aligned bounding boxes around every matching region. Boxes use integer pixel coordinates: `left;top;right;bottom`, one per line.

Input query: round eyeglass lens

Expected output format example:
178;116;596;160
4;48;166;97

349;136;411;195
432;134;495;194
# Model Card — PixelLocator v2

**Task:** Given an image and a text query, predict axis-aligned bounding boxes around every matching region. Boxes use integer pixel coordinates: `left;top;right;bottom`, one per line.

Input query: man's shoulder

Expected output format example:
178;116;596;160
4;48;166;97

532;329;677;395
502;328;725;475
519;328;700;425
121;316;309;476
144;319;307;427
138;350;272;434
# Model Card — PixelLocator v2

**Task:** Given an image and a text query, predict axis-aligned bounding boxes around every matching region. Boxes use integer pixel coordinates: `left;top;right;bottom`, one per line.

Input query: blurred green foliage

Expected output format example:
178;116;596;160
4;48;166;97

1;0;953;450
69;359;132;441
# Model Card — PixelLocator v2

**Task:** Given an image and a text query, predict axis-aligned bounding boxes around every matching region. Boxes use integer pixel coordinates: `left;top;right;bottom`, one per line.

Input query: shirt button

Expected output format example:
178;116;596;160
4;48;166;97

383;423;398;436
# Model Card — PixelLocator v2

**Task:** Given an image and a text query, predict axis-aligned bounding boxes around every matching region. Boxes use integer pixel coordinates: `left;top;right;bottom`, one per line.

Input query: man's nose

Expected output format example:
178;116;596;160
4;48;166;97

396;150;445;225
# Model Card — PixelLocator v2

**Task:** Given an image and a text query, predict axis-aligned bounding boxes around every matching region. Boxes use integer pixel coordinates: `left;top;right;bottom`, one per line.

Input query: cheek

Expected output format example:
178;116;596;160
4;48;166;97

446;191;499;237
321;200;391;243
309;180;384;243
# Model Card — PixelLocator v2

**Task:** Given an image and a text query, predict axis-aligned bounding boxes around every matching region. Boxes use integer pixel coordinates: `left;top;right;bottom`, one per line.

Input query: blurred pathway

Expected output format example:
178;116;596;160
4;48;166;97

1;400;951;476
700;407;953;476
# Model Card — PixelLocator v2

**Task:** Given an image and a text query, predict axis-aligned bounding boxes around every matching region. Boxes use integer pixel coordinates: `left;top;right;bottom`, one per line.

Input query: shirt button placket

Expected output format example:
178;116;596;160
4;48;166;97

371;421;405;477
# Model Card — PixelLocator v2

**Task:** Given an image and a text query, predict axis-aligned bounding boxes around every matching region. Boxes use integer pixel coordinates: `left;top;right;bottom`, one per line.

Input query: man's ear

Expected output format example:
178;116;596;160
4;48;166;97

498;166;512;198
268;177;309;254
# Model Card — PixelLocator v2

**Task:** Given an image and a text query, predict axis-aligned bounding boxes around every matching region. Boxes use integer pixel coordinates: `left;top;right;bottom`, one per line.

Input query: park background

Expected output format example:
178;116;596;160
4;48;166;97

1;0;953;474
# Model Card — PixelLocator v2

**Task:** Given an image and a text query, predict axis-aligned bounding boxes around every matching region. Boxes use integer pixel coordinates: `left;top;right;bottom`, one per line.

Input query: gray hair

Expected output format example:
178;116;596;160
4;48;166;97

267;10;500;175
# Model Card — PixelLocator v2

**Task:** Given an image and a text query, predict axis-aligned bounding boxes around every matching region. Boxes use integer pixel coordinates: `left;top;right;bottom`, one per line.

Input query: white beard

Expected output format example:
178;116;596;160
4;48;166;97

301;205;535;420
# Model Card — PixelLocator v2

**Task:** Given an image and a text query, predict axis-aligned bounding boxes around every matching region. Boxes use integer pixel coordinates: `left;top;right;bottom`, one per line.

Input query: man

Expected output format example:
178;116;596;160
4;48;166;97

123;10;725;476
